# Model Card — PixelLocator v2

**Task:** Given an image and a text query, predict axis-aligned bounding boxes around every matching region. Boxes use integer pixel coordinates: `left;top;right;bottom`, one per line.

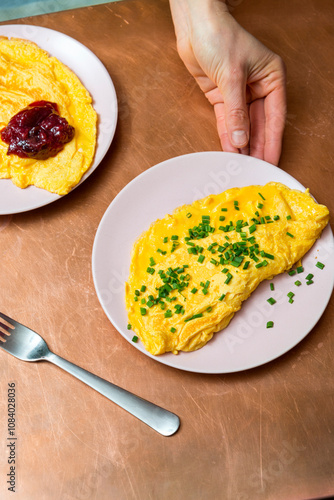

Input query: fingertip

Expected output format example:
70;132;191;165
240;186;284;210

231;130;249;148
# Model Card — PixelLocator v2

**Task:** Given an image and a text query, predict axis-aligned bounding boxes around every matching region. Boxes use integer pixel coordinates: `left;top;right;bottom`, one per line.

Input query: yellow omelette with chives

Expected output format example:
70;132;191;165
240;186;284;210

125;182;329;355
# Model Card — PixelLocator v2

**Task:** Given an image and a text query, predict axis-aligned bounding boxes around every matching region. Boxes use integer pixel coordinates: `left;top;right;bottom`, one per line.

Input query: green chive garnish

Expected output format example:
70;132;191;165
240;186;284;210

198;255;205;263
219;293;226;301
249;224;257;234
186;213;192;218
267;298;276;305
306;280;314;285
266;321;274;328
132;335;138;342
140;285;147;292
297;266;304;273
257;203;264;209
316;261;325;269
191;287;198;294
221;208;228;212
288;269;296;276
270;283;274;291
286;232;294;238
294;280;301;286
146;267;155;274
258;192;265;200
140;308;147;315
163;237;168;243
127;323;132;330
306;273;314;281
170;327;176;333
286;215;291;220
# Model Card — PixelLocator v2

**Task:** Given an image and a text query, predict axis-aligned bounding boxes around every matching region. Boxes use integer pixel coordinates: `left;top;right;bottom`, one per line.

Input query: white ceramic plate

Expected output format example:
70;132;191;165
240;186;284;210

0;25;117;214
92;152;334;374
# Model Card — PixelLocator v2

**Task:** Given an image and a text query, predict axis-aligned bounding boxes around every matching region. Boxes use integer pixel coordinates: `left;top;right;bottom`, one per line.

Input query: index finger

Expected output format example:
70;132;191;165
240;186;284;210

263;86;287;166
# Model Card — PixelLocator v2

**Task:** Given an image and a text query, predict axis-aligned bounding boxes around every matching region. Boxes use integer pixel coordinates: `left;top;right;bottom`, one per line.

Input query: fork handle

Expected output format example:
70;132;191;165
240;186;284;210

46;352;180;436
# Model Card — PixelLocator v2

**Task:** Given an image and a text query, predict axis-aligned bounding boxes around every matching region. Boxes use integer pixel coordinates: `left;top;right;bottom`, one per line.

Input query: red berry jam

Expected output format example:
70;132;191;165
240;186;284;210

0;100;75;160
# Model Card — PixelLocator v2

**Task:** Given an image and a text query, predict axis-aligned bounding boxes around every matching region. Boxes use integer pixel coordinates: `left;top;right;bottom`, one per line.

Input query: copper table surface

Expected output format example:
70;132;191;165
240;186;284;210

0;1;333;499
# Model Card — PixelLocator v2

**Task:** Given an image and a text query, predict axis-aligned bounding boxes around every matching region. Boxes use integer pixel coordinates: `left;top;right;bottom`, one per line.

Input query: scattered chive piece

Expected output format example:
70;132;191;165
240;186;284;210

266;321;274;328
267;297;276;305
164;310;172;318
306;273;314;281
297;266;304;274
225;273;233;284
288;269;296;276
243;261;250;270
149;257;156;266
306;280;314;285
249;224;257;234
191;287;198;294
258;192;265;200
286;232;294;238
198;255;205;263
146;267;155;274
219;293;226;301
134;296;138;302
171;235;178;240
289;298;294;304
170;327;176;333
316;261;325;270
273;215;280;221
186;213;192;218
286;215;292;220
221;208;228;212
163;237;168;243
135;289;140;296
140;308;147;316
270;283;274;291
184;313;203;322
257;203;264;209
295;280;301;286
287;291;294;298
132;335;138;342
141;298;146;304
140;285;147;292
207;306;212;312
219;216;226;221
127;324;132;330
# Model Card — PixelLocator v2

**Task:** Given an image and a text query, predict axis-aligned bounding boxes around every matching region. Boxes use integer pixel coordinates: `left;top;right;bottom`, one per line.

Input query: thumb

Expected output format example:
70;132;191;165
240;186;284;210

220;74;249;148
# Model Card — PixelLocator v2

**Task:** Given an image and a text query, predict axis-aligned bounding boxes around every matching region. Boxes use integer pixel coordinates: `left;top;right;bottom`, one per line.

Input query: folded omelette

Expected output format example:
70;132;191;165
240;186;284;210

125;183;329;355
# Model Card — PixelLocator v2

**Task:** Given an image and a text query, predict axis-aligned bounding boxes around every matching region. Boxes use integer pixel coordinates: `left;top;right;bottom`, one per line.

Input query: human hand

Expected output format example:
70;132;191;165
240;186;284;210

169;0;287;165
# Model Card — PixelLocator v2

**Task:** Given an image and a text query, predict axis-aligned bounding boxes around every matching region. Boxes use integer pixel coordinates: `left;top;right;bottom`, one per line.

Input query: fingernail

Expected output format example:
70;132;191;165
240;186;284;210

231;130;248;147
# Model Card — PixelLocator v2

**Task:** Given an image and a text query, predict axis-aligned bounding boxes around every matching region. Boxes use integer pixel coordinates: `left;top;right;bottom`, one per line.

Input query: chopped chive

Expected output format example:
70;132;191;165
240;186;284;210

257;203;264;209
147;300;154;308
191;287;198;294
287;292;294;299
163;237;168;243
171;235;178;240
270;283;274;291
286;232;294;238
219;216;226;221
219;293;226;301
135;289;140;296
288;269;296;276
294;280;301;286
243;261;250;270
266;321;274;328
132;335;138;342
197;255;205;263
221;208;228;212
140;308;147;316
149;257;156;266
225;273;233;284
297;266;304;273
140;285;146;292
306;273;314;281
164;310;172;318
267;297;276;305
306;280;314;285
146;267;155;274
258;192;266;200
316;261;325;270
141;298;146;304
286;215;292;220
273;215;280;221
186;213;192;218
134;296;138;302
207;306;212;312
184;313;203;322
255;262;264;268
170;327;176;333
127;323;132;330
222;268;229;274
249;224;257;234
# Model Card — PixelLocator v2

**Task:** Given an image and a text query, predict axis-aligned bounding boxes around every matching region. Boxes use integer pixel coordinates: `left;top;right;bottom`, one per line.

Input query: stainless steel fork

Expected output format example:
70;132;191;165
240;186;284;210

0;312;180;436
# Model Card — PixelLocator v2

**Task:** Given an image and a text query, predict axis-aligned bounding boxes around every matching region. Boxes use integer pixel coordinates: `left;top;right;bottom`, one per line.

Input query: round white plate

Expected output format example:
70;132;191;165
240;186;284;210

0;25;118;214
92;152;334;374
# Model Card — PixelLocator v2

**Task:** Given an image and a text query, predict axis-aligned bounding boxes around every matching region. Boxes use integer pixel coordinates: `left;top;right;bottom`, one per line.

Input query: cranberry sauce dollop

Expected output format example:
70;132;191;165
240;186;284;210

0;100;75;160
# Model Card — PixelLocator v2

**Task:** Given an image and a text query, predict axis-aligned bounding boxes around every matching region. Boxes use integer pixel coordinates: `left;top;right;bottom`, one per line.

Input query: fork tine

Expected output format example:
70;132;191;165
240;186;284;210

0;312;17;329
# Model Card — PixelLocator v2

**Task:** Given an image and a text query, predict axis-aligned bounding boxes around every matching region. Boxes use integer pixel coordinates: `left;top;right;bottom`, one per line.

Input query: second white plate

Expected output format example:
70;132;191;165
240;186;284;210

92;152;334;373
0;24;118;214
